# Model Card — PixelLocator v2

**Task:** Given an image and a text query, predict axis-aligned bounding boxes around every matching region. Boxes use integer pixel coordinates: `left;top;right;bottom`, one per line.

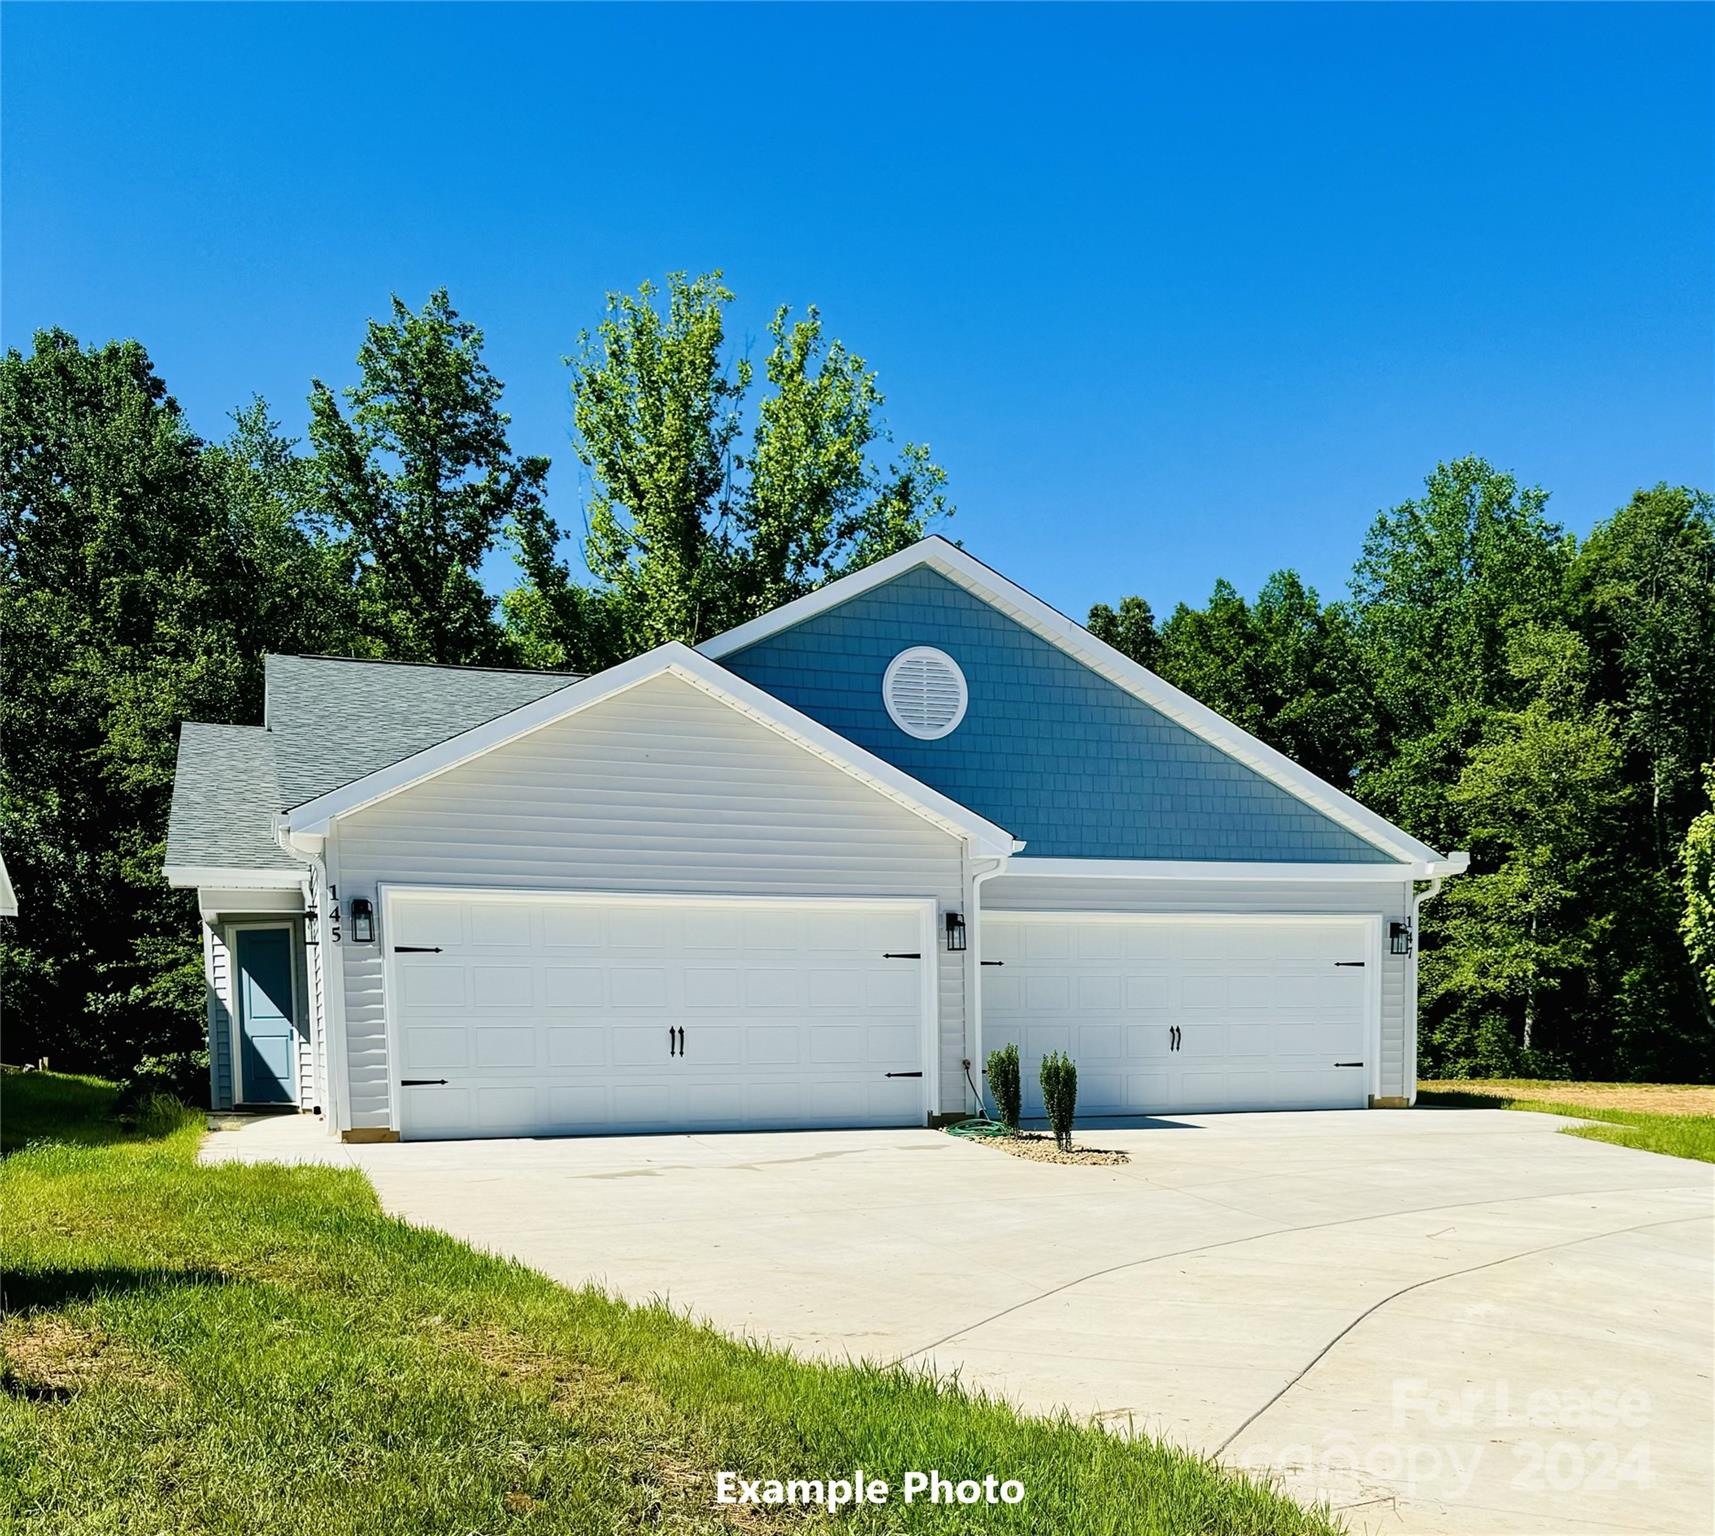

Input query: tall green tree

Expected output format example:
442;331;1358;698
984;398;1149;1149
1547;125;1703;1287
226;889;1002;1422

1570;487;1715;859
1089;576;1367;786
0;331;241;1072
1683;766;1715;1010
205;398;364;684
1086;594;1160;669
570;272;750;652
1427;628;1630;1073
310;289;547;664
1352;456;1572;747
511;271;952;659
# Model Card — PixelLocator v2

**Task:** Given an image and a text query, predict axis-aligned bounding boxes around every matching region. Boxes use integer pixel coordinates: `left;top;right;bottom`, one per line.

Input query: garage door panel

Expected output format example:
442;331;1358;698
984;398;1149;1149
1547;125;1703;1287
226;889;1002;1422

546;1027;606;1067
683;909;743;950
542;907;603;949
745;969;806;1007
473;1026;537;1069
544;967;605;1006
472;967;533;1007
611;1026;673;1066
685;968;743;1007
401;964;466;1007
390;893;930;1139
395;903;465;949
986;915;1372;1118
744;1024;801;1064
687;1024;744;1065
468;904;534;946
546;1084;608;1124
609;969;669;1007
404;1027;467;1069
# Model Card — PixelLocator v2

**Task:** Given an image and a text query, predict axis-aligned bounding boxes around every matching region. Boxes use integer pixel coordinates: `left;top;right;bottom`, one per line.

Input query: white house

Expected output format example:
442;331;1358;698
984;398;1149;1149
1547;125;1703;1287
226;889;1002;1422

164;537;1466;1142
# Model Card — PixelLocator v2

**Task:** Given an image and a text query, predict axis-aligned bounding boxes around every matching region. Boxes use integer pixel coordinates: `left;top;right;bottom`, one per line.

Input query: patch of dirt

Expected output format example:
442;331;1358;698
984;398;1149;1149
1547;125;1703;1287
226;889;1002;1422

1421;1080;1715;1116
0;1316;176;1398
964;1131;1129;1166
433;1320;624;1407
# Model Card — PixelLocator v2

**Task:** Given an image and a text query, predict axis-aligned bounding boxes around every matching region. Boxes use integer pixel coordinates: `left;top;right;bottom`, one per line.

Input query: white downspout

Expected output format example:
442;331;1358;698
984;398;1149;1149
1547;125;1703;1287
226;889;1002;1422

1406;869;1450;1105
963;851;1014;1114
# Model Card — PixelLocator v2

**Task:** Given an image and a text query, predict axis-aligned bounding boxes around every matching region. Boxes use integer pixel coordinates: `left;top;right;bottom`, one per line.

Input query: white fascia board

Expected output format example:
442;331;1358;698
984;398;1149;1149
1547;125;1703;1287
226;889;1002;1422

164;865;310;890
699;536;1446;867
281;642;1022;858
1000;857;1434;882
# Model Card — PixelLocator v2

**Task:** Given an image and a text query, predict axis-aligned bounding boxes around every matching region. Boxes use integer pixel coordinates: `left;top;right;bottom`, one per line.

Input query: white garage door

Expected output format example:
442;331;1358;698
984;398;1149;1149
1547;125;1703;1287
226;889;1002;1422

983;914;1376;1116
385;890;933;1140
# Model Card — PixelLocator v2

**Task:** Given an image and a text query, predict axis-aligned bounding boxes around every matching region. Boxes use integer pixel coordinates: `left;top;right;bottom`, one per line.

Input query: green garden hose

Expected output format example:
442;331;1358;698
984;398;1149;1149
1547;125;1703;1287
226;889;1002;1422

945;1061;1013;1138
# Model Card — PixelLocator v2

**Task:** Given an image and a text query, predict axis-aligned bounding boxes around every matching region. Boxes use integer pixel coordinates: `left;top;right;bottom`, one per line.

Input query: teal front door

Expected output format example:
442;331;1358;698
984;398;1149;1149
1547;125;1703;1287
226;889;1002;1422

235;927;296;1105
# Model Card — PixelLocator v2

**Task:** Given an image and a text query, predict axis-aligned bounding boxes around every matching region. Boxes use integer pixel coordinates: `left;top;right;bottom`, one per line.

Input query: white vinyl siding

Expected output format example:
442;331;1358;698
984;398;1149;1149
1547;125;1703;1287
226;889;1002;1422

205;922;234;1110
982;874;1415;1101
331;674;968;1130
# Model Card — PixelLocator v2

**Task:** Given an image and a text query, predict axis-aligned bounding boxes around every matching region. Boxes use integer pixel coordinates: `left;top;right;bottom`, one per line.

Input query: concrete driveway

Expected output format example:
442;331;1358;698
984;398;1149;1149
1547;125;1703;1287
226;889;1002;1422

207;1108;1714;1535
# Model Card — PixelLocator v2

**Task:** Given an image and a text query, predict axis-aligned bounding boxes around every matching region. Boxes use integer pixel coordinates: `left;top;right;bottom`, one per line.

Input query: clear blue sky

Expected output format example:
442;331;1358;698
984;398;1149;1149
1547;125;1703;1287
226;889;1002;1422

4;3;1710;620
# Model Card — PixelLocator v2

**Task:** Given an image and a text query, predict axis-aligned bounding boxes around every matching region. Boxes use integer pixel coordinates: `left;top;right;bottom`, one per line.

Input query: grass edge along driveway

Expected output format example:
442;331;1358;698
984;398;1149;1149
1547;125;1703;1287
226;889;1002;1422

0;1073;1340;1536
1419;1078;1715;1163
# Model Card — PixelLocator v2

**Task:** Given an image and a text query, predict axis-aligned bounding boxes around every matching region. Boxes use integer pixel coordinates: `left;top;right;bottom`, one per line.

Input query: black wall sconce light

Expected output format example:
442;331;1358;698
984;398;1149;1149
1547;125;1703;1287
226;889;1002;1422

944;912;967;952
1389;920;1412;957
350;897;375;945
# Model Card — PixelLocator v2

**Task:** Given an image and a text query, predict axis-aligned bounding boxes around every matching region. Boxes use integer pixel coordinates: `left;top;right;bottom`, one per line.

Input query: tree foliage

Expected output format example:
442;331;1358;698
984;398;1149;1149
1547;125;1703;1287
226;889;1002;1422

1;279;954;1075
3;336;272;1069
309;289;549;665
513;272;952;661
1091;459;1715;1082
1684;767;1715;1009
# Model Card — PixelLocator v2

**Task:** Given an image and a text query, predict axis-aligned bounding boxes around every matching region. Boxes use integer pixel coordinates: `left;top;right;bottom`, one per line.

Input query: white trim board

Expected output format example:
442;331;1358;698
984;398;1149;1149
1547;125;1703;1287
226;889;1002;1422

1000;857;1466;882
168;865;309;891
699;536;1455;869
283;643;1021;860
377;884;942;1135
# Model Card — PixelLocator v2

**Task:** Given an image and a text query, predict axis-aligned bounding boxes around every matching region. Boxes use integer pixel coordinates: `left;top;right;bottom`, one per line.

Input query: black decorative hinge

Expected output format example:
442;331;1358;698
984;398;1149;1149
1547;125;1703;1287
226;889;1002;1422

1334;1061;1365;1068
882;952;922;959
980;960;1005;967
400;1078;449;1087
394;945;443;954
884;1070;924;1078
1334;961;1366;968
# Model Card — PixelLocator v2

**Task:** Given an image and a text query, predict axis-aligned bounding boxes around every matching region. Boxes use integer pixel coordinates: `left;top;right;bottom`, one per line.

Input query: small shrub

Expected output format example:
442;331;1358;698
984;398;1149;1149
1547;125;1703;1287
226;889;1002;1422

985;1043;1021;1130
117;1050;210;1114
1040;1050;1077;1152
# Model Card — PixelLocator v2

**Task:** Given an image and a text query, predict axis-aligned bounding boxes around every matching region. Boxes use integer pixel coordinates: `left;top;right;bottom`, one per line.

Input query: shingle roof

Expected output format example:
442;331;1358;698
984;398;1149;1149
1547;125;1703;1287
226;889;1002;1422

165;724;298;872
265;655;580;808
165;656;583;874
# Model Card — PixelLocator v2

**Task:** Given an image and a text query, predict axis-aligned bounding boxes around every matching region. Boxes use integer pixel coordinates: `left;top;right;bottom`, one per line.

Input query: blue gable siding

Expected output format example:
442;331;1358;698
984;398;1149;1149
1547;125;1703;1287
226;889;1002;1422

722;567;1394;862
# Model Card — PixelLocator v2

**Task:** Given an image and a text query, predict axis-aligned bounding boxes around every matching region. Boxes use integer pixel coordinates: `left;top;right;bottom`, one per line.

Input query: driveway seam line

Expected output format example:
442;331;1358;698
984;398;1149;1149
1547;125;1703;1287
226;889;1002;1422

890;1181;1708;1364
1211;1211;1713;1456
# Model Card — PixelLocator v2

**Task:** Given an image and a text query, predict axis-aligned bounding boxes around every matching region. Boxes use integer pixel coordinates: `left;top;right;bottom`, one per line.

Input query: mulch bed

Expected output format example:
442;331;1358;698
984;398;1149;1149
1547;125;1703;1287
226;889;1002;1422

960;1130;1130;1166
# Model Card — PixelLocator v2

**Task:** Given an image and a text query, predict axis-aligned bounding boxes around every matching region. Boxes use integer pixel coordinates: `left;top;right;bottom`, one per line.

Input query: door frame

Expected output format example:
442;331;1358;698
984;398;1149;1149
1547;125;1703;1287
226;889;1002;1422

975;910;1384;1108
227;920;302;1107
378;883;941;1137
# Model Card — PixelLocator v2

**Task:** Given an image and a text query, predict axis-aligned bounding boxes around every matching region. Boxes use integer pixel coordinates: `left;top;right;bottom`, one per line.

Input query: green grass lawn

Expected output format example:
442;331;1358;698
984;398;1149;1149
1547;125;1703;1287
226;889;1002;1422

1418;1079;1715;1163
0;1071;132;1154
1;1073;1337;1535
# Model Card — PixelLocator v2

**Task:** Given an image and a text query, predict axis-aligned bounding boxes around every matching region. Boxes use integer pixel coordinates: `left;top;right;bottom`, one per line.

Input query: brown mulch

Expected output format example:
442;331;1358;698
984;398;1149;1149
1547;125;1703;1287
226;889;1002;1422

959;1130;1129;1166
1421;1080;1715;1116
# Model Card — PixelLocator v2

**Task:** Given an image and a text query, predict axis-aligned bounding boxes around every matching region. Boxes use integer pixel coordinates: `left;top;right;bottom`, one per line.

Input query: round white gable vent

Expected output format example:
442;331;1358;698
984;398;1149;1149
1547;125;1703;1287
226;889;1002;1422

883;646;968;740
